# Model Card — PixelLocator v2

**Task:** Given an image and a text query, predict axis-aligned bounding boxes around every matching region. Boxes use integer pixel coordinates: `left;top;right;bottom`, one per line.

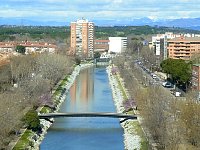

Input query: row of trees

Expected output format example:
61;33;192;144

114;53;200;149
1;25;199;42
0;53;74;148
0;26;69;42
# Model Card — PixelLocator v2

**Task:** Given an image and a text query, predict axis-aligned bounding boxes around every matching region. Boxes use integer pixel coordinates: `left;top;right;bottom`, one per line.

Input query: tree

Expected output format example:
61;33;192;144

160;58;192;85
22;109;41;132
16;45;26;54
75;57;81;65
0;64;12;91
127;38;143;55
94;52;101;59
140;46;157;71
0;53;74;148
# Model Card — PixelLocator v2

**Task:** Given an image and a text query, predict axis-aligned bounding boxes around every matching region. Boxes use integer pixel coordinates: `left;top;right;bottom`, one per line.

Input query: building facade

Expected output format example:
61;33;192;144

70;19;94;58
94;39;109;54
108;37;127;53
192;64;200;92
0;41;56;54
150;32;200;61
151;32;176;60
168;37;200;60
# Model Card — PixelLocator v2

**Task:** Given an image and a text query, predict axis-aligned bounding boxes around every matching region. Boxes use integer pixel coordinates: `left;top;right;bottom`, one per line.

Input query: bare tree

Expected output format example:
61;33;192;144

0;52;74;148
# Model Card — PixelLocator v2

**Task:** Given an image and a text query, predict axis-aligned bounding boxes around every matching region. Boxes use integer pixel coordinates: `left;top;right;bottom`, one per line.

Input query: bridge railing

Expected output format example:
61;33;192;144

38;112;137;120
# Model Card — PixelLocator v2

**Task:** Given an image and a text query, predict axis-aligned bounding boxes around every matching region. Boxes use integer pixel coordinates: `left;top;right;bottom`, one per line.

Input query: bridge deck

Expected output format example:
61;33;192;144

39;112;137;120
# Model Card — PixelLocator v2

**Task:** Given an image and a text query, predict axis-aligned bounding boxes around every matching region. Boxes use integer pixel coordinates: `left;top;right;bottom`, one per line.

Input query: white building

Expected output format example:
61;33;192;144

108;37;127;53
151;32;174;58
151;32;200;60
0;42;57;54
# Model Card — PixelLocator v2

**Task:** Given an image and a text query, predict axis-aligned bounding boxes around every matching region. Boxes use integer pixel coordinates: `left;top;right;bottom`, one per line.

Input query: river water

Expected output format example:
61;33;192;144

40;67;124;150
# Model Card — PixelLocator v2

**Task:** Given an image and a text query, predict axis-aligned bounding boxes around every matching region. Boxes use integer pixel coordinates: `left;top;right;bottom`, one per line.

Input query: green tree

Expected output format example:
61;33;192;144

160;58;192;85
22;109;41;131
75;57;81;65
16;45;26;54
94;52;101;59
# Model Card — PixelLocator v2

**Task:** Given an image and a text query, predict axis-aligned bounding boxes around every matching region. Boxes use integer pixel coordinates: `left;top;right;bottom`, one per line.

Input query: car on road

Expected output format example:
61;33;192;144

162;82;173;88
151;74;157;79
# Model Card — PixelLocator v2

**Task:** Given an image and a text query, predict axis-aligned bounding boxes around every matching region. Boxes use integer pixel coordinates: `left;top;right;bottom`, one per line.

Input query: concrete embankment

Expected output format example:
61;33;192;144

107;66;141;150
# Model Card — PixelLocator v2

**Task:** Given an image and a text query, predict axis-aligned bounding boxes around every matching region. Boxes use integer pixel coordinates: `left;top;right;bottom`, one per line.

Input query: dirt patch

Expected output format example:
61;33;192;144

0;53;11;66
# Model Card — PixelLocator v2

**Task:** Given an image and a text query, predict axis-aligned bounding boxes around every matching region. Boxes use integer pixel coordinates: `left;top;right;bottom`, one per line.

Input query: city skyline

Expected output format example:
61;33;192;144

1;0;200;24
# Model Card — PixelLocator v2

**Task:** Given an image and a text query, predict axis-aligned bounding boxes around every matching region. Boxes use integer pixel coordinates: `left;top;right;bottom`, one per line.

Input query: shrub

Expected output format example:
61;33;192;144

22;110;41;132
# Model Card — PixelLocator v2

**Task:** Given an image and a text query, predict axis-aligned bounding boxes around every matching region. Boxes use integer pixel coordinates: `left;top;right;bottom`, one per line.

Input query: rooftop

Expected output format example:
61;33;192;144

95;40;109;42
71;18;93;24
168;37;200;42
0;41;57;48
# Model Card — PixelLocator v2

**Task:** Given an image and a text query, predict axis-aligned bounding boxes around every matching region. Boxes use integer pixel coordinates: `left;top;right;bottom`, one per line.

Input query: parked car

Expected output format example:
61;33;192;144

162;82;172;88
151;74;157;79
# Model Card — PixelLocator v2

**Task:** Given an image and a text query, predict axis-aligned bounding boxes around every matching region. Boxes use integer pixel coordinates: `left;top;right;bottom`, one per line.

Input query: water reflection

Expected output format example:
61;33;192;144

70;68;94;106
40;67;124;150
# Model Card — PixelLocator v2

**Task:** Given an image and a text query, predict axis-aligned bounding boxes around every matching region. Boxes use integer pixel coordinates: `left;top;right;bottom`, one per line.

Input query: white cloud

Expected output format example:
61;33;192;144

0;9;39;17
1;0;200;22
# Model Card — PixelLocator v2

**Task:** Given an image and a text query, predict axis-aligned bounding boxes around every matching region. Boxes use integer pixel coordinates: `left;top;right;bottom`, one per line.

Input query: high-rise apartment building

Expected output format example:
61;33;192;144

70;19;94;58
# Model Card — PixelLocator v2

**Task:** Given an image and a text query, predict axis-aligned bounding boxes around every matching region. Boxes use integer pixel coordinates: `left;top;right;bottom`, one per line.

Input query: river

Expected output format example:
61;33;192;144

40;67;124;150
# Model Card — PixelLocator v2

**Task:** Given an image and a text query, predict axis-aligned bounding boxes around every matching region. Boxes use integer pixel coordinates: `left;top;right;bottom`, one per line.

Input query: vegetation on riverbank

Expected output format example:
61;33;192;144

13;130;34;150
130;121;149;150
113;48;200;149
0;53;74;149
110;65;148;149
12;73;71;150
115;74;128;100
12;63;92;150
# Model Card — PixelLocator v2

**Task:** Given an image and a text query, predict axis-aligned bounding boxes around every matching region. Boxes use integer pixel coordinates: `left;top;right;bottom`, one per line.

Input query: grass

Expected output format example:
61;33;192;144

40;106;51;114
114;68;148;149
130;121;149;150
13;130;33;150
53;75;69;96
60;76;68;86
53;86;63;96
115;74;128;100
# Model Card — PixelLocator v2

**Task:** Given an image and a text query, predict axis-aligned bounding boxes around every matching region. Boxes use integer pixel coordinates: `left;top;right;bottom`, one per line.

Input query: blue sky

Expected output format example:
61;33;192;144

1;0;200;22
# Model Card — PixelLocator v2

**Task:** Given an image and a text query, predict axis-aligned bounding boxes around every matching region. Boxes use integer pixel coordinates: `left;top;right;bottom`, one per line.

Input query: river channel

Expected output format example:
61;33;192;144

40;67;124;150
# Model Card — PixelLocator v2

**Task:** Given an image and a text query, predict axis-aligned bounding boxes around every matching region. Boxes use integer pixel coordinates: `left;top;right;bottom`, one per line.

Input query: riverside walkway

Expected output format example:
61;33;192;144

39;112;137;120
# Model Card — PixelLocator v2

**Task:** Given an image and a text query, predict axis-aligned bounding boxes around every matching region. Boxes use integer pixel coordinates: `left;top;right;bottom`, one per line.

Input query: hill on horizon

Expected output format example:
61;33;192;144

1;17;200;31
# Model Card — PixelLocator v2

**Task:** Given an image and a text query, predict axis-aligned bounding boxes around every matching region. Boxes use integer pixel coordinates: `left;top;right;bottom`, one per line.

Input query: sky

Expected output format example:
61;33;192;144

1;0;200;23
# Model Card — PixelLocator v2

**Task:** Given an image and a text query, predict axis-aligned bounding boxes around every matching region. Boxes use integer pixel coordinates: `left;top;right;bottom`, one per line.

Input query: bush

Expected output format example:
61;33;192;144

16;45;26;54
22;110;41;132
75;57;81;65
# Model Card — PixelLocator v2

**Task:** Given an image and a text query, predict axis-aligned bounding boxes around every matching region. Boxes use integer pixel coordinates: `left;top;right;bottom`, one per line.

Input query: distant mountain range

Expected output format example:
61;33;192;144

1;17;200;30
93;18;200;30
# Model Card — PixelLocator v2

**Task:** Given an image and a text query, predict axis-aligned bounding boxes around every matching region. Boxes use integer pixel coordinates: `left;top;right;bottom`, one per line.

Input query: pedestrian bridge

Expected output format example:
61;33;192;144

39;112;137;120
